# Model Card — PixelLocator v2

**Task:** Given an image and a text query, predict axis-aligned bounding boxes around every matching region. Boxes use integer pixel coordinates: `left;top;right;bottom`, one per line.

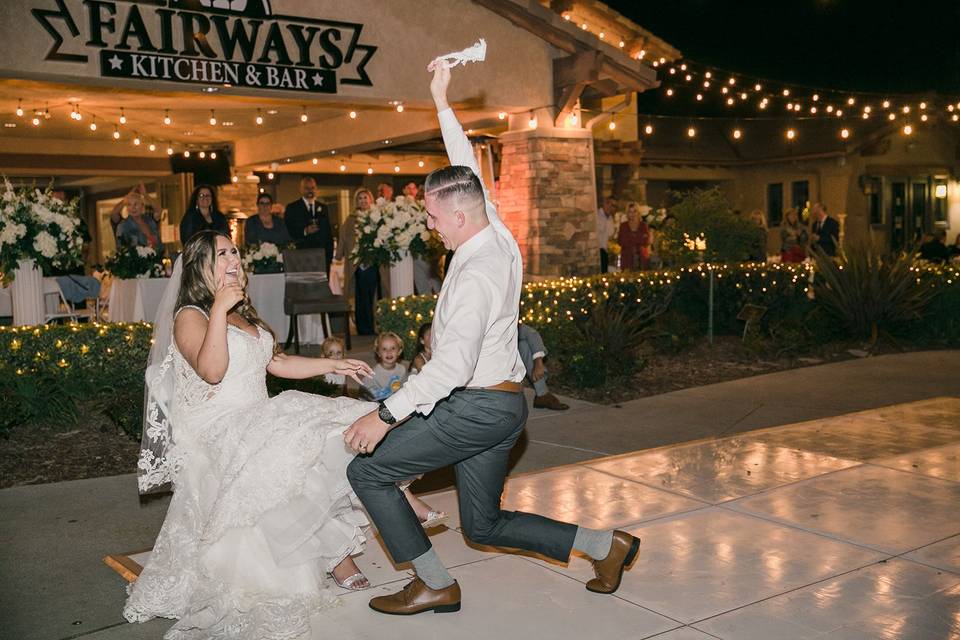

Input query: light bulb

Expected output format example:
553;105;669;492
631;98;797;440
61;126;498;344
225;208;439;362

680;63;687;70
921;113;928;122
255;110;263;125
862;112;870;119
498;111;506;120
133;135;141;146
210;151;216;159
184;150;190;158
89;120;97;131
267;171;274;179
732;128;742;139
396;104;404;113
782;89;790;97
148;143;156;151
812;94;820;102
608;120;617;130
786;102;794;110
598;32;605;39
119;109;126;124
726;97;734;106
339;163;347;172
696;93;703;101
704;71;712;79
703;80;710;88
902;105;910;114
644;124;653;135
666;88;674;96
754;83;762;91
740;92;748;100
198;150;205;158
312;157;318;165
113;127;120;139
209;110;217;126
231;175;238;183
864;106;872;113
721;86;729;94
836;109;843;117
394;165;400;173
567;113;578;126
920;102;927;110
847;97;855;105
786;128;796;140
883;100;891;108
349;110;357;119
163;110;171;125
902;124;913;135
728;77;736;85
810;106;817;114
418;159;425;168
367;165;373;175
826;105;834;113
619;40;624;48
686;126;696;138
888;113;896;121
528;115;538;129
16;100;23;117
166;146;173;155
31;116;40;126
840;128;850;139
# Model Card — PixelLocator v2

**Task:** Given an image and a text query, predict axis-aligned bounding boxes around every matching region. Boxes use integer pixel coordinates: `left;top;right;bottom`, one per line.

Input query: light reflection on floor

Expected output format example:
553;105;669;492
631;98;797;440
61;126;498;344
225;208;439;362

326;397;960;639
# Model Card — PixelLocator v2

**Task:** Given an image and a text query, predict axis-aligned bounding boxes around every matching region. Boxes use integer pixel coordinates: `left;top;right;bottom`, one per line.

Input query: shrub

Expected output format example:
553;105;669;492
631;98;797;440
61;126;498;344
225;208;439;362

810;242;943;344
660;188;765;266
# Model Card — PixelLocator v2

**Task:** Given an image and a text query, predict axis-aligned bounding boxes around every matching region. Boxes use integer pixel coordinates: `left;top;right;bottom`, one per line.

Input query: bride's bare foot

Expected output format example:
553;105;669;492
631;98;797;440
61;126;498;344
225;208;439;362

331;556;369;590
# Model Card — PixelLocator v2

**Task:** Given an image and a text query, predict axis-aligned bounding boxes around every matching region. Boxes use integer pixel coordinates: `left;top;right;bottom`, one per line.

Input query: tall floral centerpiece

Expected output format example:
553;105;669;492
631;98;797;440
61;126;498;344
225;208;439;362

0;180;85;325
351;196;432;298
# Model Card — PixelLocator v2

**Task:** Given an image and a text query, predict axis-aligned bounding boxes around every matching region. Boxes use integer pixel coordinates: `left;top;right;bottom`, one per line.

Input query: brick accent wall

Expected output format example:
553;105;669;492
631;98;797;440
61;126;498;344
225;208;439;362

498;129;598;277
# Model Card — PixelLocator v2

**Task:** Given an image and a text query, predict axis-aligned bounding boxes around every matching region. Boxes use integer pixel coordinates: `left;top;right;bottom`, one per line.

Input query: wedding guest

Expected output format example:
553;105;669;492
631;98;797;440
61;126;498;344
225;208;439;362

597;197;617;273
343;188;380;335
779;208;808;263
244;193;291;247
285;176;333;273
617;202;651;271
810;202;840;257
116;192;163;252
748;209;768;262
409;322;432;374
320;336;349;397
179;184;228;245
110;182;161;236
377;182;394;202
519;323;568;411
367;331;408;401
919;229;950;263
405;180;441;295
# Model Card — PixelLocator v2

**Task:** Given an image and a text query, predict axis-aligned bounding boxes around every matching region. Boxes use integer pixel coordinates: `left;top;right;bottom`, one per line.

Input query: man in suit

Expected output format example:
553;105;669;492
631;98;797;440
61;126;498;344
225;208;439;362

810;202;840;257
285;176;334;273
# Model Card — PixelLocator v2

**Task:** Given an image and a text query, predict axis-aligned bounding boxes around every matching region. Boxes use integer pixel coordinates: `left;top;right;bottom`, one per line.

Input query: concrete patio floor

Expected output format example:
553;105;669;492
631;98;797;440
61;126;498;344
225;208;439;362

1;351;959;639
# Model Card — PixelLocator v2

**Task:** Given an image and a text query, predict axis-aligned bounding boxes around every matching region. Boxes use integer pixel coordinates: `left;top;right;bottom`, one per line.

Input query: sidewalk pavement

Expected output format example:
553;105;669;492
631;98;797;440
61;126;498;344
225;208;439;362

0;350;957;639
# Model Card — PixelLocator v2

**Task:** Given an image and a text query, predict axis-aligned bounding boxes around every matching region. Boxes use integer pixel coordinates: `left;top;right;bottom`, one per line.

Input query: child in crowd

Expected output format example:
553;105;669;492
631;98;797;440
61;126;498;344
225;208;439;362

320;337;348;397
409;322;432;374
367;329;447;529
368;331;408;400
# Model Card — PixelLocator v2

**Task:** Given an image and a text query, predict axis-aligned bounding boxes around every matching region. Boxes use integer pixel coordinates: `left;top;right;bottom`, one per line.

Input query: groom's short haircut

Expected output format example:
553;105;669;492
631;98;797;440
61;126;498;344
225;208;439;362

424;165;484;208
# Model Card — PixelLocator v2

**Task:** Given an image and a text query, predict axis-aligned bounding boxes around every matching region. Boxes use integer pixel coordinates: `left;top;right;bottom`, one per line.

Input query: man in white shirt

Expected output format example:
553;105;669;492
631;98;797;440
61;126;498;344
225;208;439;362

343;59;640;616
597;197;617;272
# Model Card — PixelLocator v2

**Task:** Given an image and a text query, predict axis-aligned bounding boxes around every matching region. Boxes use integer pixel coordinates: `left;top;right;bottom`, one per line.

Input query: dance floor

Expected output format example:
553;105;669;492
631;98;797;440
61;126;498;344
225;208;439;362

317;396;960;639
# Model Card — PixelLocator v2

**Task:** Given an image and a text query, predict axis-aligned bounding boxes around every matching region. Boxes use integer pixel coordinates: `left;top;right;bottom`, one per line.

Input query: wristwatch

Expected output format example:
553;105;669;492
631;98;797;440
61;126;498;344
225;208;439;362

377;401;397;425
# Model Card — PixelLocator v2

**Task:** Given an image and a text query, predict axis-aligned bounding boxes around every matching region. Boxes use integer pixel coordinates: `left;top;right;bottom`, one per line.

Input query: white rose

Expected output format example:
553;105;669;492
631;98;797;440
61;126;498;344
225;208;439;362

370;209;381;223
363;224;373;233
373;237;383;248
136;246;155;257
34;231;57;258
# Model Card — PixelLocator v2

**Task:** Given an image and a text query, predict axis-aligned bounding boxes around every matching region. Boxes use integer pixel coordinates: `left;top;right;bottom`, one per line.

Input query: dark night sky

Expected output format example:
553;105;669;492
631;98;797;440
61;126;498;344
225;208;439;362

604;0;960;96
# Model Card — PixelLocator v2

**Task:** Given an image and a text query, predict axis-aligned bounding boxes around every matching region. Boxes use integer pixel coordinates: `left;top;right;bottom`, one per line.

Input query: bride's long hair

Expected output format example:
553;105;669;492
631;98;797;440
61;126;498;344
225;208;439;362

176;230;278;351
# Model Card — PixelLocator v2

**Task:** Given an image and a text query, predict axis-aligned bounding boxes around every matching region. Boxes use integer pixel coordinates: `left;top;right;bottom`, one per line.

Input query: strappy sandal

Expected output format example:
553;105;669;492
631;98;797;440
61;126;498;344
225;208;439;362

420;510;449;529
331;571;370;591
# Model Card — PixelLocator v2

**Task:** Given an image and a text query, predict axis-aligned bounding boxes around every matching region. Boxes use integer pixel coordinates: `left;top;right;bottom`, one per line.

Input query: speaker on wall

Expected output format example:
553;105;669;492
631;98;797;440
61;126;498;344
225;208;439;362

170;150;231;186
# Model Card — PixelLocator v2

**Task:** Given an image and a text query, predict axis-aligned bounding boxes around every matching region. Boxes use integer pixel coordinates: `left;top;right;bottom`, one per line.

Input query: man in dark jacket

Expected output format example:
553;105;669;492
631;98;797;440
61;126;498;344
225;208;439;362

810;202;840;257
284;176;333;273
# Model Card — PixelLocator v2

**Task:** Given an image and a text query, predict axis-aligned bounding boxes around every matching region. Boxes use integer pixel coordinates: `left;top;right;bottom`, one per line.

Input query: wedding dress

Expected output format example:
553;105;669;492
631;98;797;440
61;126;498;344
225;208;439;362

124;307;374;639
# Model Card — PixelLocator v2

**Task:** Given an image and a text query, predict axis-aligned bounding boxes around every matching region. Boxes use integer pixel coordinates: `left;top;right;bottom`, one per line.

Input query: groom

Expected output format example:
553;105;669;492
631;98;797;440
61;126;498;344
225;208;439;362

344;60;640;615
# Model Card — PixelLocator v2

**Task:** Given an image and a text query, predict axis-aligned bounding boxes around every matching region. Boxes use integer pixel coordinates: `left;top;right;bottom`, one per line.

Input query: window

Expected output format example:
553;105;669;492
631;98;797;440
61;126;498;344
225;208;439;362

766;183;783;226
933;178;948;223
791;180;809;211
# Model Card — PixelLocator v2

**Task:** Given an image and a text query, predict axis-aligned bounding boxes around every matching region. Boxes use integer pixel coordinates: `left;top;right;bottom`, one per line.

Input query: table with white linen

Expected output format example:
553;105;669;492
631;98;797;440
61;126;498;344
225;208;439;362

107;275;328;344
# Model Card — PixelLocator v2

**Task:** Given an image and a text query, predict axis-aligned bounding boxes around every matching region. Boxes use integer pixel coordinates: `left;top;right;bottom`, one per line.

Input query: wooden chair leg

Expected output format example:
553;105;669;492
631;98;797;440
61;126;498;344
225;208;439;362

284;314;296;352
342;311;351;351
293;316;301;354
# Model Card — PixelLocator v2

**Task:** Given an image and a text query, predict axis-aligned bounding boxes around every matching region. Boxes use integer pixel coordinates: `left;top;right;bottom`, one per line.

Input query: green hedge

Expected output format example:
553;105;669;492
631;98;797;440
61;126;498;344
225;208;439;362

0;321;338;438
377;261;959;357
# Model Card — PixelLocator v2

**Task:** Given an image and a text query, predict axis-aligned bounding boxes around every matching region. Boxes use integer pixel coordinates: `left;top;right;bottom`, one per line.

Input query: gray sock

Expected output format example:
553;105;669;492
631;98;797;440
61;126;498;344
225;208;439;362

572;526;614;560
411;548;455;590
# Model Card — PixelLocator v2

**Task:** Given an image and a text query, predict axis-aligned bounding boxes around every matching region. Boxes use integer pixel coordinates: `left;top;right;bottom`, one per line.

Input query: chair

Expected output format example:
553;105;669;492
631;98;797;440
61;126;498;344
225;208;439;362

282;249;351;354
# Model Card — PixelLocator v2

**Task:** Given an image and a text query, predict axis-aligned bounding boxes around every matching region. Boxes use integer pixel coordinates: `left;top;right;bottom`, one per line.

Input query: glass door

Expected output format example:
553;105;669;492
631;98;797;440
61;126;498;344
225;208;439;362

889;178;931;251
890;182;907;251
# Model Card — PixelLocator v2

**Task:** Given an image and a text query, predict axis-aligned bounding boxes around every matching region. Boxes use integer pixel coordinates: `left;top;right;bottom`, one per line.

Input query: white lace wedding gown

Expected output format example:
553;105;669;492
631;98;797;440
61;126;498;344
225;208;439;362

124;315;374;639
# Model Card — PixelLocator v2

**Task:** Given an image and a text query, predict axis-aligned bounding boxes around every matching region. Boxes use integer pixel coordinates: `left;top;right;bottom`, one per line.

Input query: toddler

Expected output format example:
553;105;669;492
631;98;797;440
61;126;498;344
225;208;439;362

409;322;432;374
320;337;348;397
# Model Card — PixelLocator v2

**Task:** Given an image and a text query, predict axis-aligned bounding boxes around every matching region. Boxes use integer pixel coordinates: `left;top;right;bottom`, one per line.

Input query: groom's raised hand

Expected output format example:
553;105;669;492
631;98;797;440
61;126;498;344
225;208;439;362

344;410;389;454
427;58;451;111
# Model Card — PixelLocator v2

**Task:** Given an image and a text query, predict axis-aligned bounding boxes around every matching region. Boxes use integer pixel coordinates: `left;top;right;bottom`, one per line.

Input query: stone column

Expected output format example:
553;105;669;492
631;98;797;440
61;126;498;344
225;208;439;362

498;122;598;278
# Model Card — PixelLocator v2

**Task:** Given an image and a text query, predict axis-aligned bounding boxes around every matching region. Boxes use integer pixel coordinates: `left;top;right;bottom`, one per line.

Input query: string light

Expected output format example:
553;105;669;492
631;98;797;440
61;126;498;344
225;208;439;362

133;133;141;146
528;112;538;129
644;123;653;135
840;127;850;139
498;111;506;120
339;162;347;172
902;105;910;114
312;157;318;165
666;88;674;96
31;115;40;126
300;107;308;122
210;151;217;159
166;144;173;155
732;127;742;140
183;150;190;158
888;113;896;121
16;100;23;117
367;164;374;174
266;171;273;179
903;124;913;135
786;128;796;140
394;164;401;173
883;100;891;109
919;102;927;110
418;158;425;168
921;113;928;122
782;89;790;97
113;126;120;139
119;109;126;125
209;110;217;126
89;117;96;131
608;119;617;130
163;110;171;125
198;150;205;158
847;97;856;106
396;103;404;113
148;143;156;151
686;126;696;138
349;110;357;119
256;109;264;125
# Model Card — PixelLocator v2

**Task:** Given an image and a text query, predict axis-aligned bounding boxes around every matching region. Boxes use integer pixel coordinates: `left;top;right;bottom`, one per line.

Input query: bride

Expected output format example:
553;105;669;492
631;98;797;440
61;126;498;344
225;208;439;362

124;230;379;639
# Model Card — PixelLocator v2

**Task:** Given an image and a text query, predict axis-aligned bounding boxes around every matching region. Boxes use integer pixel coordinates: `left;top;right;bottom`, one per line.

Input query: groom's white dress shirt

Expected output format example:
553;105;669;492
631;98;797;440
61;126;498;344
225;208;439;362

383;107;526;421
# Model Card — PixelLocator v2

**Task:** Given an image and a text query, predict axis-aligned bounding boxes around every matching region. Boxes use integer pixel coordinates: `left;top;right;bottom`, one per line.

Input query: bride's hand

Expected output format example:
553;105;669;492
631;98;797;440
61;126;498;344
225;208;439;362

332;358;373;385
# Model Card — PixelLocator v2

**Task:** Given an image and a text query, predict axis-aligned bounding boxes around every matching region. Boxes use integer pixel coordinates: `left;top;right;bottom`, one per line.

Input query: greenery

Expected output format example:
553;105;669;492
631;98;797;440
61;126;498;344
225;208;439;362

351;197;432;268
104;244;165;279
241;241;286;274
0;322;342;440
0;180;85;284
659;188;766;266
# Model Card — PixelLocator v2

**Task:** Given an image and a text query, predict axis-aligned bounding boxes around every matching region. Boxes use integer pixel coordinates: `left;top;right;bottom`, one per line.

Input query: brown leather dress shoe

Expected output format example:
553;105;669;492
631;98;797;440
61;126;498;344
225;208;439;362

368;577;461;615
586;530;641;594
533;392;570;410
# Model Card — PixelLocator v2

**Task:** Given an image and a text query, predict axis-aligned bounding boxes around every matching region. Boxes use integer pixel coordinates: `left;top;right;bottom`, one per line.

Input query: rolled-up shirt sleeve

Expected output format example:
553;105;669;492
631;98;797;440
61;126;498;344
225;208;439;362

384;268;495;420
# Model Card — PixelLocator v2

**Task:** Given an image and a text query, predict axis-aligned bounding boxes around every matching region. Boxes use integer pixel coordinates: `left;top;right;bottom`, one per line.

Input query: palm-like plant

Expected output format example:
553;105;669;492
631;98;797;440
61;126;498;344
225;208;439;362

810;241;938;345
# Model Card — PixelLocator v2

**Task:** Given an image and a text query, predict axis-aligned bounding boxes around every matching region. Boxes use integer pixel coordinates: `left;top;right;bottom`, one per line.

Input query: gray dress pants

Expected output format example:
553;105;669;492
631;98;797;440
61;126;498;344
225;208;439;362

347;389;577;564
518;324;549;396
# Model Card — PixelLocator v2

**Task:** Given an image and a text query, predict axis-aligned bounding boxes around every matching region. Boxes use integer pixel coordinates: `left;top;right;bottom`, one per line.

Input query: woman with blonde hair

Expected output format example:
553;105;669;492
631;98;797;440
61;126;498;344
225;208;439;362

617;201;651;270
125;230;379;639
343;187;380;335
779;207;808;263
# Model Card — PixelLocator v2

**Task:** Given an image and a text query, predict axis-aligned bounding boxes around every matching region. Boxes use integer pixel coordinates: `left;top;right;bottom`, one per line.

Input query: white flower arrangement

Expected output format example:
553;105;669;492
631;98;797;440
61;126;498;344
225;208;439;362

0;179;85;284
105;244;165;279
351;196;435;268
241;241;285;274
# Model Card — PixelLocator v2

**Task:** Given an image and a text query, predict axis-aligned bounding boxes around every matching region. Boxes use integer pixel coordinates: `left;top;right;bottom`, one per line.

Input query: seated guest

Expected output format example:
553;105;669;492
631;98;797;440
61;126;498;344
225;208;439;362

180;184;228;245
116;192;162;252
519;323;569;411
366;331;408;401
919;229;950;263
244;193;291;247
320;336;349;397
